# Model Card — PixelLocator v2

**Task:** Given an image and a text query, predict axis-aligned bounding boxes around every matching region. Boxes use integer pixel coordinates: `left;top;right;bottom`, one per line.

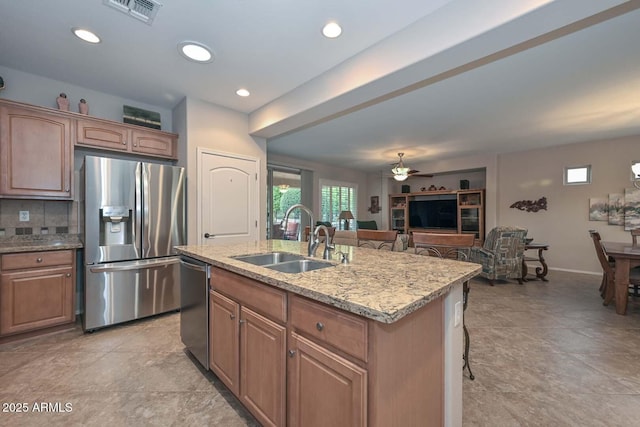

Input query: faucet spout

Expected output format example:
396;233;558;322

282;204;315;256
313;225;335;260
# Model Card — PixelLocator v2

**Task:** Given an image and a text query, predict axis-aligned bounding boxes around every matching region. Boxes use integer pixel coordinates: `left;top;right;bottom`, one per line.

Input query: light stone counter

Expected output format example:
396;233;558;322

176;240;480;324
0;234;83;254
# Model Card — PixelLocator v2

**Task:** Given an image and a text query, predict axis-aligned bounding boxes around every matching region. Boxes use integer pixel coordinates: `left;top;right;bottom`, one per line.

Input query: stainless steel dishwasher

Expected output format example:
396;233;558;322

180;256;210;369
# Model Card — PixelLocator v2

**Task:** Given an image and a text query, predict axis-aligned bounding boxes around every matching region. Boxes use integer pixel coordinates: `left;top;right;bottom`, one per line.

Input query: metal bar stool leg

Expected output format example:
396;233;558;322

463;281;475;380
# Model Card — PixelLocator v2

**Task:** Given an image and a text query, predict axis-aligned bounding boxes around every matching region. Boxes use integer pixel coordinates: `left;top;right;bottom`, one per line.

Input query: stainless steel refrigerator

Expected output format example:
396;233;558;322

83;155;185;331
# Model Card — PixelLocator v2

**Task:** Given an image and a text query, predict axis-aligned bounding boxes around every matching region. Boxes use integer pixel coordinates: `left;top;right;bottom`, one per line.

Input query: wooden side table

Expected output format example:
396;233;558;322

522;243;549;281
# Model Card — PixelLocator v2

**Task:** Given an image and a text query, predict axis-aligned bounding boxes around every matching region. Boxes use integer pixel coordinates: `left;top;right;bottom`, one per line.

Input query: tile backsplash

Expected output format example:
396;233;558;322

0;199;79;236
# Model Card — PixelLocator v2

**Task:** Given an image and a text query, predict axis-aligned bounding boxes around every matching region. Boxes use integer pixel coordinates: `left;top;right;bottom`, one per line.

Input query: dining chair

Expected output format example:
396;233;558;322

281;221;299;240
356;229;398;251
589;230;640;305
303;225;335;243
412;232;476;380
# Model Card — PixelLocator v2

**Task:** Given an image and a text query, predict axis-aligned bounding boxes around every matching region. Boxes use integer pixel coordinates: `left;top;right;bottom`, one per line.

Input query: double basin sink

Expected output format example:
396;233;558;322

232;252;334;274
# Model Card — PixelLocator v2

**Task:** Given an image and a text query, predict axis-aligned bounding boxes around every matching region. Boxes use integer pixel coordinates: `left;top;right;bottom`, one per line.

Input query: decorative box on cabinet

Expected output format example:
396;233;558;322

0;250;76;337
0;103;73;199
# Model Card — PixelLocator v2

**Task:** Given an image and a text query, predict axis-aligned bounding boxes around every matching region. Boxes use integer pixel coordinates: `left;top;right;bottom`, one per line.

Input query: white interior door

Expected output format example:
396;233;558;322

198;149;259;245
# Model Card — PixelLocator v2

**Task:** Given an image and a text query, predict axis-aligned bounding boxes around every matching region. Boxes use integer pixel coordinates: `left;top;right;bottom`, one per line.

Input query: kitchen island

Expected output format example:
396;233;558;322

176;240;480;427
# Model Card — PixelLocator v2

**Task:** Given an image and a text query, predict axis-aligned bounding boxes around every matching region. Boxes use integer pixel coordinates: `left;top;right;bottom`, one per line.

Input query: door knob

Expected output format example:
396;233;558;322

204;233;213;238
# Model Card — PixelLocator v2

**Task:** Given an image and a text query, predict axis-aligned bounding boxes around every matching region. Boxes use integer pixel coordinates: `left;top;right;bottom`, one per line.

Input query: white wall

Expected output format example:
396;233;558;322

174;97;267;244
498;135;639;274
0;66;173;131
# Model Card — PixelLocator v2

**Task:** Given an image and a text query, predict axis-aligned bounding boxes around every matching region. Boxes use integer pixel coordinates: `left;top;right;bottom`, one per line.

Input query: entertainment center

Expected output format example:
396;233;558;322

389;189;485;244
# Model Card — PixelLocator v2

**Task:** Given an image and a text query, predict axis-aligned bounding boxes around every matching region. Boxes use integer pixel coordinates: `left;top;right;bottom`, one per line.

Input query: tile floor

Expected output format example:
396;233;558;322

1;270;639;426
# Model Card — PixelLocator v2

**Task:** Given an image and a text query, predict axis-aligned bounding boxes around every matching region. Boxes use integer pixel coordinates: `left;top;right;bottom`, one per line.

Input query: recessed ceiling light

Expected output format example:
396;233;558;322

178;41;213;63
236;89;250;97
322;22;342;38
72;28;101;44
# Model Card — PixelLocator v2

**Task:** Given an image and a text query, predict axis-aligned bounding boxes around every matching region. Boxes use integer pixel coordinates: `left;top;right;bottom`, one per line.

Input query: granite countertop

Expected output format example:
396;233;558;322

0;234;83;254
176;240;481;324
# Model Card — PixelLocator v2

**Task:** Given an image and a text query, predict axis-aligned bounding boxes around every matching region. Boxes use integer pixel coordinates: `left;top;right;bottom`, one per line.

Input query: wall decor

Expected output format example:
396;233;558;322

624;187;640;230
368;196;381;213
510;196;547;212
589;197;608;221
608;193;624;225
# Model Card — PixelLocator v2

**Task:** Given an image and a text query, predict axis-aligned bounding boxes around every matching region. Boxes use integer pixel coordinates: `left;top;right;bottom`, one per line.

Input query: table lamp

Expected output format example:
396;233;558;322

339;210;354;230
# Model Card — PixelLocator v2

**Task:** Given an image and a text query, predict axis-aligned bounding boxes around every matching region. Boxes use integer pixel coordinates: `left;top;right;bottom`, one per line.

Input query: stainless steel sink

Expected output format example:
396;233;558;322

265;259;334;274
232;252;306;266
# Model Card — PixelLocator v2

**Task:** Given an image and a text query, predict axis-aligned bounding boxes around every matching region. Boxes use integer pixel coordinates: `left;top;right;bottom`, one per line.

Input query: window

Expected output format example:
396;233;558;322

564;165;591;185
319;179;357;228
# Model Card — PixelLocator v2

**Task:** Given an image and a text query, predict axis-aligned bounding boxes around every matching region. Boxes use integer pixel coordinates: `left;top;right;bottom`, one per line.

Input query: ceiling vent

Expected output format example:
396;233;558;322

103;0;162;25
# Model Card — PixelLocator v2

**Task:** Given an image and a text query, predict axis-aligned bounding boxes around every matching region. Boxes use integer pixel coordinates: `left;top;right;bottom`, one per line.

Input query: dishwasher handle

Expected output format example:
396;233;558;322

180;258;209;272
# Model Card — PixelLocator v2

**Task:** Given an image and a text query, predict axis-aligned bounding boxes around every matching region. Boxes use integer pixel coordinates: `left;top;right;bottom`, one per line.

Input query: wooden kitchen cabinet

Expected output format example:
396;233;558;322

0;103;73;199
288;332;367;427
209;290;240;395
0;250;75;336
76;116;177;159
210;267;287;427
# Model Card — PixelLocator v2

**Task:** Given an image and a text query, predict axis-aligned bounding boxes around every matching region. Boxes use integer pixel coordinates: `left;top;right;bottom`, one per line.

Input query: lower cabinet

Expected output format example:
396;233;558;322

210;267;287;427
0;250;75;336
288;332;367;427
209;266;444;427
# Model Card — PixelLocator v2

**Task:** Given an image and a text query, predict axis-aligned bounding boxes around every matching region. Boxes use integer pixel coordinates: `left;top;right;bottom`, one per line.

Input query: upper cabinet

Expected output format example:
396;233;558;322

77;117;177;159
0;102;73;199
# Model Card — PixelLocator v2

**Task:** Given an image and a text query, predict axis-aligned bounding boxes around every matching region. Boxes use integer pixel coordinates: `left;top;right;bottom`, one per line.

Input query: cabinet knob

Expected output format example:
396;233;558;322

122;141;127;145
316;322;324;331
66;273;71;277
36;257;43;263
65;188;70;192
239;319;246;324
288;349;296;358
229;314;235;320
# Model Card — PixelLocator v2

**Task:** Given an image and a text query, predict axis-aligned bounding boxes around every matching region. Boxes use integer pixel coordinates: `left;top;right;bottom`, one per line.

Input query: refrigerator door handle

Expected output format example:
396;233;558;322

90;258;179;273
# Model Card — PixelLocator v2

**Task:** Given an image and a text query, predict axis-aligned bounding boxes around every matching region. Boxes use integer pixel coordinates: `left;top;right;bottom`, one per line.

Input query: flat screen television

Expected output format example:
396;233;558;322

408;198;457;229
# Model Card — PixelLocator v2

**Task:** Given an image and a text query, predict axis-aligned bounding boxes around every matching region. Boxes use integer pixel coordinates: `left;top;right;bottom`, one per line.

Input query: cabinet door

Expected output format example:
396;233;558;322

0;266;74;336
288;332;367;427
209;291;240;395
76;118;129;151
0;106;72;199
240;307;286;427
131;129;176;159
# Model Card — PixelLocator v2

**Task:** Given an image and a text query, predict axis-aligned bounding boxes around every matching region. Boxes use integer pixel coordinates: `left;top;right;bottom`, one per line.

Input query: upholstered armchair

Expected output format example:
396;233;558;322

470;226;528;285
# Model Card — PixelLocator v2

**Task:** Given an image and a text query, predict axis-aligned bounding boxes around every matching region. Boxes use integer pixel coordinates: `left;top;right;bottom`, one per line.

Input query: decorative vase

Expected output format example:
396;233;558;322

56;93;69;111
79;98;89;115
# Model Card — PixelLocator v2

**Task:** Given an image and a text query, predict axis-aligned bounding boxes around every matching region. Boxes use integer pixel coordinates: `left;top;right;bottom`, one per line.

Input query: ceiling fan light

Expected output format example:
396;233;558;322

393;173;409;182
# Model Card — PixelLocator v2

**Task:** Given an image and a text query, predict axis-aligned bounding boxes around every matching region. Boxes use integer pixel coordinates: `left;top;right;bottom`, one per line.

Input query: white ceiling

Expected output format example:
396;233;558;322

2;0;639;173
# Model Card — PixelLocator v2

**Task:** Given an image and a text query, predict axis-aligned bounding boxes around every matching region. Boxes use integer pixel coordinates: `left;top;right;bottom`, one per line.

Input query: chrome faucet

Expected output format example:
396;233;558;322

283;204;315;256
312;225;335;260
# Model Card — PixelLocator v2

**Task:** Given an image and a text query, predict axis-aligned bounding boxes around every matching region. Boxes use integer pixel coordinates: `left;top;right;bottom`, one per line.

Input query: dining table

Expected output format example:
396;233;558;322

601;241;640;315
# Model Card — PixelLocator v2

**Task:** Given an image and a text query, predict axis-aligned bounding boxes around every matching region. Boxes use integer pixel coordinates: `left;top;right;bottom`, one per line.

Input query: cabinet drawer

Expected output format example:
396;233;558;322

1;250;73;271
211;267;286;323
290;295;368;362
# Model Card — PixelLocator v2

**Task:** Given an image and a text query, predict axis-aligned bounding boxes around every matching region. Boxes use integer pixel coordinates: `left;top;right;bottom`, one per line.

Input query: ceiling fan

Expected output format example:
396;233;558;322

390;153;433;181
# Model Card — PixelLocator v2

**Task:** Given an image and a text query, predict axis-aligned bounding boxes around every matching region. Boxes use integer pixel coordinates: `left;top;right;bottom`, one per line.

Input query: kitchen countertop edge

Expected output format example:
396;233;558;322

176;241;480;324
